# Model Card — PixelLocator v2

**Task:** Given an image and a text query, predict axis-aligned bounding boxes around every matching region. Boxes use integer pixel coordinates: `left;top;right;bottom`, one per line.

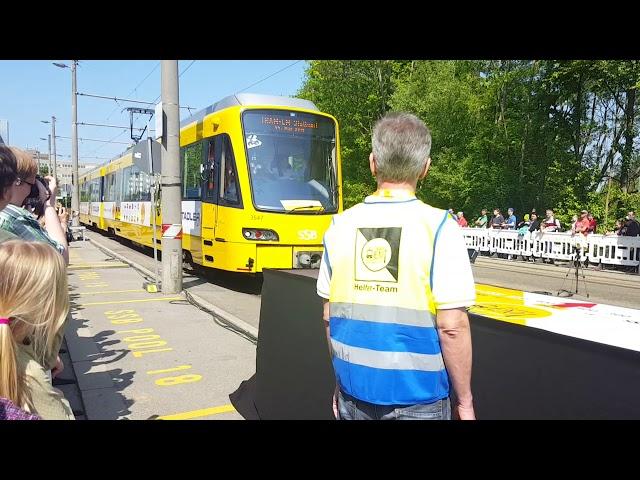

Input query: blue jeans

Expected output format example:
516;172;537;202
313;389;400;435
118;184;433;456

337;390;451;420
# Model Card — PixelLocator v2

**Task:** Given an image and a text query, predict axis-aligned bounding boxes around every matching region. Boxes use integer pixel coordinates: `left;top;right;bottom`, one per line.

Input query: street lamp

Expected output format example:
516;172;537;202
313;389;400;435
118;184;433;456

53;61;79;225
39;136;51;175
40;116;57;178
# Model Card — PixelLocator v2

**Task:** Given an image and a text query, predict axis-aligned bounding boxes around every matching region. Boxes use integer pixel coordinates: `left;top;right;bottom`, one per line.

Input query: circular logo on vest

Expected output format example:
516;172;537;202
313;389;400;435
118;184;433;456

361;238;392;271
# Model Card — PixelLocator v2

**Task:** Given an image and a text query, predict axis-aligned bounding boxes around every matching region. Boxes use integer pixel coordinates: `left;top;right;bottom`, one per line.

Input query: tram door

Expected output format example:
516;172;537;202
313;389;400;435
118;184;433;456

201;137;220;266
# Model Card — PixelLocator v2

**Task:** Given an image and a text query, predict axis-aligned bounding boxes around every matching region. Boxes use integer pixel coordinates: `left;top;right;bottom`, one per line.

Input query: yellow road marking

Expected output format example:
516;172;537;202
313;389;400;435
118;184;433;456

147;365;192;375
76;289;144;296
80;297;183;307
158;404;236;420
69;262;129;270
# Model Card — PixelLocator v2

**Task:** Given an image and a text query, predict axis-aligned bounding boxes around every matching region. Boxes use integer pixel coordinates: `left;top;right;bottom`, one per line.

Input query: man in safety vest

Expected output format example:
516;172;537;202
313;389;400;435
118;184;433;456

316;112;476;420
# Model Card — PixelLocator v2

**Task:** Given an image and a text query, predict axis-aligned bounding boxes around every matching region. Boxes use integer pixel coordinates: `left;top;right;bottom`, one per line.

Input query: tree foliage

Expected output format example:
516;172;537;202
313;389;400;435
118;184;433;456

298;60;640;232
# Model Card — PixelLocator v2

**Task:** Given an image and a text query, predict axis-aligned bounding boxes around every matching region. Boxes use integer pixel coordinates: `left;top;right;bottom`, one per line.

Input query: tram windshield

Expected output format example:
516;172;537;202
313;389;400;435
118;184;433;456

242;109;338;213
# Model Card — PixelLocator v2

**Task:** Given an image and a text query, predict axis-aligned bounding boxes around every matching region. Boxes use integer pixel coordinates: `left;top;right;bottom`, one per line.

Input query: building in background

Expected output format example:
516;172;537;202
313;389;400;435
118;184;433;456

0;119;8;144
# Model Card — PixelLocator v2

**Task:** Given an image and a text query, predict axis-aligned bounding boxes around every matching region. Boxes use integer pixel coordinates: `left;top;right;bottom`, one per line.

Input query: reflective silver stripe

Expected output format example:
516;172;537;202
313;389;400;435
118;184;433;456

331;339;444;372
330;302;435;328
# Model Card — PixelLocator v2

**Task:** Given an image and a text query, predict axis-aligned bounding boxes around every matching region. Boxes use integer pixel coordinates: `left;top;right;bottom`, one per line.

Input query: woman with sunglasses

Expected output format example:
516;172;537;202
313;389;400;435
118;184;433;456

0;147;68;264
0;145;19;242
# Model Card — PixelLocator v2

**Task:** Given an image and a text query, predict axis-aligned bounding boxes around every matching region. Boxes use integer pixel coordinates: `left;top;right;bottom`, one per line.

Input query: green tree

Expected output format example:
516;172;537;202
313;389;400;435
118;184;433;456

298;60;409;207
298;60;640;223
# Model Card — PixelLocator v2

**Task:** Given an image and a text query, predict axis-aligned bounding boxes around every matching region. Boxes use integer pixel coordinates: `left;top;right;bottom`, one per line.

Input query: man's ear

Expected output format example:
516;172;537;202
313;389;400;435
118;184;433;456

369;152;376;177
419;157;432;179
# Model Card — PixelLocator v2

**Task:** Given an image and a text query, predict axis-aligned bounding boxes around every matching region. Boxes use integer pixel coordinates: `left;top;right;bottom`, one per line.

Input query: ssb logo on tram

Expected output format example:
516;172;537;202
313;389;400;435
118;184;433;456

298;229;318;240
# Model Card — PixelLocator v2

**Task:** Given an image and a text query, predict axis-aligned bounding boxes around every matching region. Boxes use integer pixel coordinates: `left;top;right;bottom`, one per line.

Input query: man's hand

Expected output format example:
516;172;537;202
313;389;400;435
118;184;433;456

455;403;476;420
51;355;64;378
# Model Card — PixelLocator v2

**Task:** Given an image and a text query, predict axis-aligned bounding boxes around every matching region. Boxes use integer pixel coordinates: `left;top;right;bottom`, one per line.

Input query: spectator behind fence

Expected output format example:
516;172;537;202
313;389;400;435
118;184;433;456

529;213;541;232
574;210;590;235
457;211;468;227
622;211;640;237
491;208;504;229
542;209;561;232
606;219;624;236
0;241;74;420
570;214;578;234
317;112;476;420
517;214;530;236
503;208;517;230
0;147;68;264
474;208;488;228
0;145;19;243
587;213;597;234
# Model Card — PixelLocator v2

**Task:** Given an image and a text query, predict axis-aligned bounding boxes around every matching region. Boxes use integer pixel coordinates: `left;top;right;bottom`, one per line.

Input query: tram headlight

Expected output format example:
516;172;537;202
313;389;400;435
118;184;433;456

242;228;279;241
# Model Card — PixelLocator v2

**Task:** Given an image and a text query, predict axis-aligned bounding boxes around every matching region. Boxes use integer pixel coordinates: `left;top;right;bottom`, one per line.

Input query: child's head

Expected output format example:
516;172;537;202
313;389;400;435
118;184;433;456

0;240;68;406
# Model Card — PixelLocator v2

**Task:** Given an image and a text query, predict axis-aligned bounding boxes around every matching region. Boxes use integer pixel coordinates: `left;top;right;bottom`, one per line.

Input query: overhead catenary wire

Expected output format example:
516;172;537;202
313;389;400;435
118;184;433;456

77;92;195;110
81;129;130;158
235;60;302;94
55;135;132;145
150;60;197;114
79;122;150;131
106;62;160;121
74;61;194;162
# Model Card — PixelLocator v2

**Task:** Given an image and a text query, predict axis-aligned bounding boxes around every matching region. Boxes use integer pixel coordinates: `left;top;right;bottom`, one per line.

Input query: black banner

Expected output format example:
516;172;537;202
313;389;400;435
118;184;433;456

230;269;640;419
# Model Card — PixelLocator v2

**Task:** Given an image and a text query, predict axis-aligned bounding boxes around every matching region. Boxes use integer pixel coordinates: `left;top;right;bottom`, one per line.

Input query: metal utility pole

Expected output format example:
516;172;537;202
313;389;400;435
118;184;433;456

51;116;58;180
47;134;52;175
160;60;182;294
71;60;79;225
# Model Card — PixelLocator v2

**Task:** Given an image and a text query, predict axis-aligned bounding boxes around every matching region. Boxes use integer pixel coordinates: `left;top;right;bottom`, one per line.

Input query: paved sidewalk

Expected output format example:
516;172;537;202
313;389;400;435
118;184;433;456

85;231;262;337
64;239;256;420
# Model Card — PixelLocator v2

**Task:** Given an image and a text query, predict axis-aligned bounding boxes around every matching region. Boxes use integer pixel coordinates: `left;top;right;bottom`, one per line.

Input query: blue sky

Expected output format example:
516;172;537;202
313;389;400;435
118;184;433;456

0;60;309;165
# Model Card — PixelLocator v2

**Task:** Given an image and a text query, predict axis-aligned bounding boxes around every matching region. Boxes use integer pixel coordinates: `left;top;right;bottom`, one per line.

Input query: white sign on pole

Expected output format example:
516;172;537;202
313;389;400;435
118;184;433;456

155;102;163;140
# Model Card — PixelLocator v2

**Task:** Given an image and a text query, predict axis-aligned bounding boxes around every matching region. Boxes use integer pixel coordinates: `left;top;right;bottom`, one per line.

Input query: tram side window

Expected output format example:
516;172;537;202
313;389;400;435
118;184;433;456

121;165;149;202
104;173;117;202
90;179;101;203
80;182;90;202
122;166;135;202
115;169;123;203
182;142;202;200
139;170;151;202
220;136;240;206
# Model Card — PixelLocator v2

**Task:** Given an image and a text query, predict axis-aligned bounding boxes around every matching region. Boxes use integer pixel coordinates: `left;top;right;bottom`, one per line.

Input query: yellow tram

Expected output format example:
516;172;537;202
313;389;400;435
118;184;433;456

79;93;343;273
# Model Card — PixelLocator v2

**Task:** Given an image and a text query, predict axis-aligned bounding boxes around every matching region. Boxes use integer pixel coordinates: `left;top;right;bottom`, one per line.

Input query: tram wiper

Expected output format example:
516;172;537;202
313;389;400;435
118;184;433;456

285;205;326;214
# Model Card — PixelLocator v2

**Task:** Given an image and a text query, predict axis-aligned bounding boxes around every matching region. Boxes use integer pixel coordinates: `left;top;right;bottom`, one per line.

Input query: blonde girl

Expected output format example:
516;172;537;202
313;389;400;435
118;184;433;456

0;240;74;419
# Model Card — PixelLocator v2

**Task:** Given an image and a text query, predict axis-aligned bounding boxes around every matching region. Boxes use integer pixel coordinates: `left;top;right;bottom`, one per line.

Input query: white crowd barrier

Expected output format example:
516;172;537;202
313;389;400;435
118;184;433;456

461;228;640;267
588;234;640;267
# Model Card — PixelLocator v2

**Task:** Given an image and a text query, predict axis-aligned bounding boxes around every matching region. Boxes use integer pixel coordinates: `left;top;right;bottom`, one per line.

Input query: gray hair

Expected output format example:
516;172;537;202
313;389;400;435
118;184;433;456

372;112;431;183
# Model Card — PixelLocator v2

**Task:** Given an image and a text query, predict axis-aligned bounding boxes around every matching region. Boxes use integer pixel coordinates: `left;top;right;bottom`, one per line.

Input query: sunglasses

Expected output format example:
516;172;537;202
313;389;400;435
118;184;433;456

17;177;36;187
